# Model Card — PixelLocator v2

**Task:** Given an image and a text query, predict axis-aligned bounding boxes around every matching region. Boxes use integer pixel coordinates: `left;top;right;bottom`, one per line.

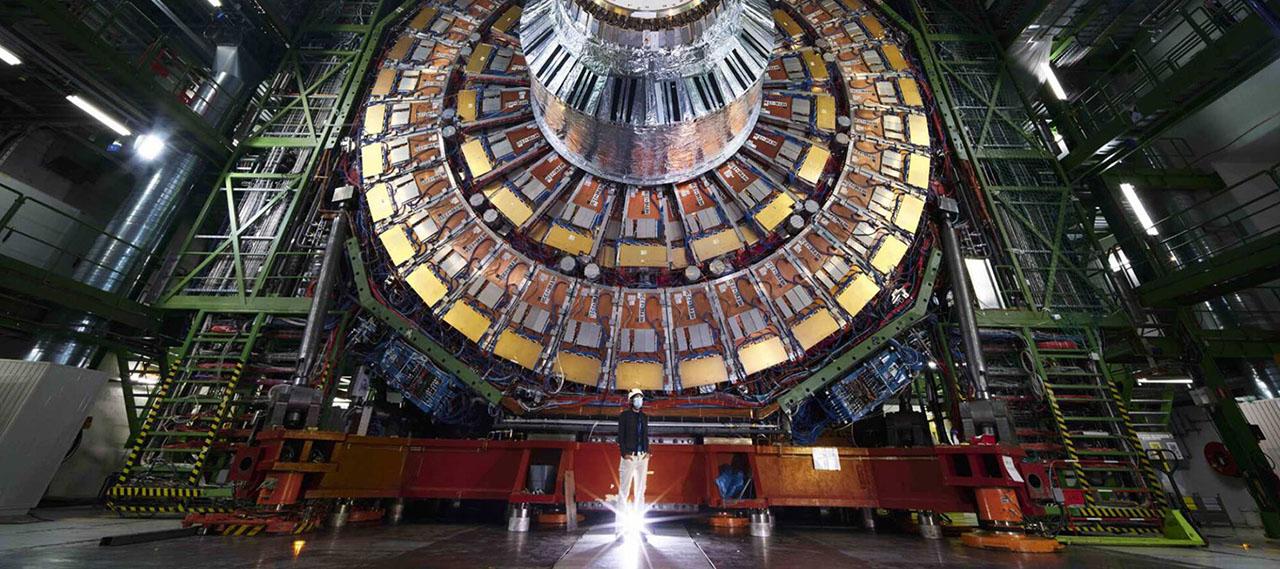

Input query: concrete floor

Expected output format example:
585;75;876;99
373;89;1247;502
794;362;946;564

1;507;1277;568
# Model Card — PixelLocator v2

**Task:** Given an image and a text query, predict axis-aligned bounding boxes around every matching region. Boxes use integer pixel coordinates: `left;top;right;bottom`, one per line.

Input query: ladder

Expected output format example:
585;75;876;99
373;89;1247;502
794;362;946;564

1021;328;1168;535
1127;384;1176;433
107;312;267;515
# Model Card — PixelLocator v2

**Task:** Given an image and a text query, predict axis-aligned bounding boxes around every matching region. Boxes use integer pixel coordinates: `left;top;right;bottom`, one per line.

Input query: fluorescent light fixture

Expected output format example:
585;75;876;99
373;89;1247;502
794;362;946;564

1120;183;1158;236
0;43;21;66
1136;377;1194;385
1107;249;1131;273
1041;62;1067;100
66;95;132;136
135;133;167;161
964;257;1005;309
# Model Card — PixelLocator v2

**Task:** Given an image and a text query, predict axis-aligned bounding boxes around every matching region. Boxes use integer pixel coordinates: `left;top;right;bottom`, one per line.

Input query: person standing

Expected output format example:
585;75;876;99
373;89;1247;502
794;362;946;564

617;388;650;518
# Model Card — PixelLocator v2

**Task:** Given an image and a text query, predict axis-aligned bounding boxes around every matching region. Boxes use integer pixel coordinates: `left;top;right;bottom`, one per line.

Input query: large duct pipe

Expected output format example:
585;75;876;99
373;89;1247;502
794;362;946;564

939;201;989;400
26;47;248;366
292;213;347;386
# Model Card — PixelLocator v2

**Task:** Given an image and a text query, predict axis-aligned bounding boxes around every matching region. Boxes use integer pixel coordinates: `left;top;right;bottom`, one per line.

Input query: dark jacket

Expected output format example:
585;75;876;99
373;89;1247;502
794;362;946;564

618;408;649;455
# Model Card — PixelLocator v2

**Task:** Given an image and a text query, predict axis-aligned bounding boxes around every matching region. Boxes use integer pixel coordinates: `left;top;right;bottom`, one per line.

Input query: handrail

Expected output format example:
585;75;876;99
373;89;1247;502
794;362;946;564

1107;161;1280;289
1066;0;1252;139
0;181;149;292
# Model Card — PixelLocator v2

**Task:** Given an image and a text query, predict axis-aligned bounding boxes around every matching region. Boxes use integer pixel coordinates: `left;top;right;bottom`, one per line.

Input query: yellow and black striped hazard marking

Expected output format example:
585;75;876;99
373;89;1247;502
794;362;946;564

1106;381;1168;509
1039;378;1094;504
186;361;246;486
106;502;231;515
219;525;266;537
109;486;203;498
117;366;181;483
1069;523;1162;536
1070;506;1161;519
291;519;321;534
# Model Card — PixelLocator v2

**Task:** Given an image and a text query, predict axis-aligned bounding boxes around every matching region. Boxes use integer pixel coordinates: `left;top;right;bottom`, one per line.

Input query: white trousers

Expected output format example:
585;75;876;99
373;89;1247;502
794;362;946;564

617;453;650;512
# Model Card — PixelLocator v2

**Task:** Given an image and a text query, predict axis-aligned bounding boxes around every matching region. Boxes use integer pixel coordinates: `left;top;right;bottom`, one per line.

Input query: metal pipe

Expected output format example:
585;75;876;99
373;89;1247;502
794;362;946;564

497;417;783;434
292;213;347;386
939;205;989;400
26;47;248;367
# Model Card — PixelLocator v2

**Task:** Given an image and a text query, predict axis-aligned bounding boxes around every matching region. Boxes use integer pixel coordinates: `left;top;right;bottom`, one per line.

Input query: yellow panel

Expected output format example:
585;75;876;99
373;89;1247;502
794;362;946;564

815;94;836;131
801;49;829;81
906;153;931;189
691;230;742;260
485;184;533;225
836;273;880;316
556;353;601;386
405;265;448;307
361;143;385;178
899;78;923;107
387;35;414;61
544;226;593;256
871;235;909;274
616;362;664;390
372;68;396;97
680;356;729;388
378;226;415;266
365;104;387;136
465;44;493;75
408;7;437;30
457;89;478;122
366;182;395;223
754;192;795;232
841;0;865;10
883;44;908;71
618;244;667;267
792;309;840;351
772;9;804;38
798;146;832;185
861;15;885;39
908;113;930;147
494;330;542;370
461;139;492;177
738;337;789;375
443;302;491;342
492;6;521;33
894;194;925;234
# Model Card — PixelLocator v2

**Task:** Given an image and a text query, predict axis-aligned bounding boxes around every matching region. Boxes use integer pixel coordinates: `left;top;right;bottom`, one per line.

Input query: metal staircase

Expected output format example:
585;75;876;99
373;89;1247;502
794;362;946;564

107;313;267;515
977;327;1168;536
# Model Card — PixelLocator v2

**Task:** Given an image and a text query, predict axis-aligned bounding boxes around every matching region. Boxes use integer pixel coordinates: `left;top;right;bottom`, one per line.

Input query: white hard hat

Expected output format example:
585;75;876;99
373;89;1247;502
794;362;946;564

627;388;644;400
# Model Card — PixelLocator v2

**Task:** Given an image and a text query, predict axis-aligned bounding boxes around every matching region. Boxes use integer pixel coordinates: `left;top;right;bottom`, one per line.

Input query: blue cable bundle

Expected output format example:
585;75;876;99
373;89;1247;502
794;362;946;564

789;342;927;443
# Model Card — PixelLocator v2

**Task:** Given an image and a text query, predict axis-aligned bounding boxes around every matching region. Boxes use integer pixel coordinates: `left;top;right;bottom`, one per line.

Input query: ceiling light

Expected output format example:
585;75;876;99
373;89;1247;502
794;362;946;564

135;133;167;161
1136;377;1194;385
1040;62;1067;100
0;44;21;66
66;95;132;137
207;0;223;6
1120;183;1158;236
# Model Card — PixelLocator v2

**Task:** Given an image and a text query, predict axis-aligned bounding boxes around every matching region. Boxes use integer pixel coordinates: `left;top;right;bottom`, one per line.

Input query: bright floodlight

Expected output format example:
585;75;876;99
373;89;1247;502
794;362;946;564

207;0;223;6
135;133;167;161
66;95;132;137
619;507;648;538
0;44;21;66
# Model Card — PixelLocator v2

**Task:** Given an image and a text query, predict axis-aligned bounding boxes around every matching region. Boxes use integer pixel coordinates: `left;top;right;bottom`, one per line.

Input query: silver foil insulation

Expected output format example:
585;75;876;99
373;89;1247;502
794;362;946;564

521;0;778;185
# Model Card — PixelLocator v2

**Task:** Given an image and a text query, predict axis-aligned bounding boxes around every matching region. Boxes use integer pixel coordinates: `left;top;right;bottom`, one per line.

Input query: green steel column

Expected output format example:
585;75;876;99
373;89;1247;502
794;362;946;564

1180;311;1280;538
116;350;141;440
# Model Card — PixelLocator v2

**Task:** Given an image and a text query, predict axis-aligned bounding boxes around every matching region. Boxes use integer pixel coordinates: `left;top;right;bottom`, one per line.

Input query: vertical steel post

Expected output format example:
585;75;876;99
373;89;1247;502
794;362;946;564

939;200;989;400
293;213;347;386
